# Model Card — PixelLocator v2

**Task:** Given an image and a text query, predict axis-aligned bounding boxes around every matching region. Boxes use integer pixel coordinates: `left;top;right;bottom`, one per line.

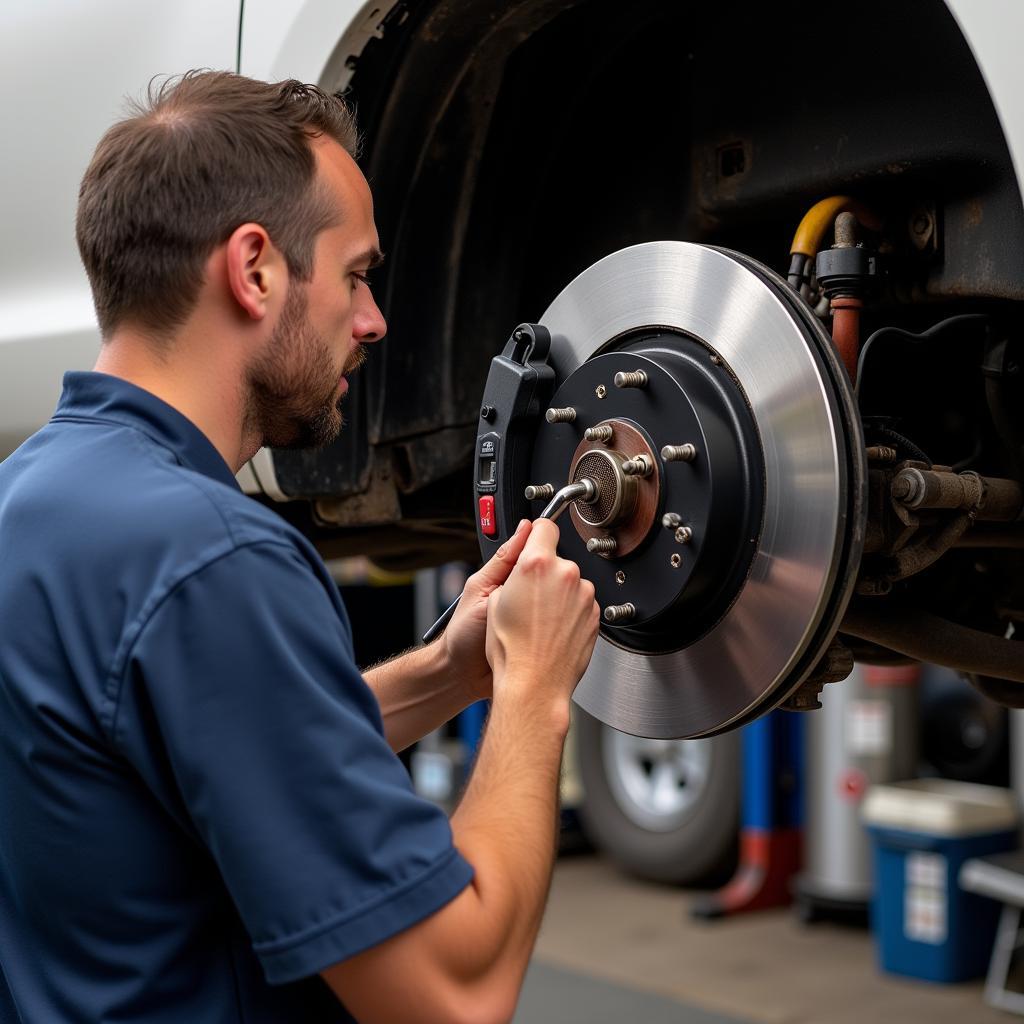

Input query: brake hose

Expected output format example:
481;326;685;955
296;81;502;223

786;196;880;291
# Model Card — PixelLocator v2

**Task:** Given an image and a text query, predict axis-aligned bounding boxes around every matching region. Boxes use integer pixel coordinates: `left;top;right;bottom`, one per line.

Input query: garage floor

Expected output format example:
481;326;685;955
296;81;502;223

514;853;1009;1024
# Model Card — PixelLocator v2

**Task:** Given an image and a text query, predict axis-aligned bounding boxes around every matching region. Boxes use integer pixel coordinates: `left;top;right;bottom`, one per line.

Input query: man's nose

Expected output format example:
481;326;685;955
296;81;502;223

354;292;387;344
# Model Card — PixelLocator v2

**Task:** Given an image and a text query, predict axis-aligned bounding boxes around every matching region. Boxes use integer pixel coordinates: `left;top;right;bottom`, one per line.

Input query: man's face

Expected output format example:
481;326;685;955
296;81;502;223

245;139;386;450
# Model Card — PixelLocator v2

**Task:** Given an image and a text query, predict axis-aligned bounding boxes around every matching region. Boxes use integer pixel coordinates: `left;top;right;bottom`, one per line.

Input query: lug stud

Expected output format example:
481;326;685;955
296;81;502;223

587;537;618;555
662;443;697;463
674;526;693;544
584;424;614;443
524;483;555;501
604;602;636;624
614;369;648;390
545;407;577;424
621;455;654;477
661;512;682;529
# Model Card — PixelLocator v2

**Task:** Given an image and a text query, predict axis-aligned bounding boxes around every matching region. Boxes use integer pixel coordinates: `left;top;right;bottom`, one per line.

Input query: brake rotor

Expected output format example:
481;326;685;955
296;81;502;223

529;242;866;739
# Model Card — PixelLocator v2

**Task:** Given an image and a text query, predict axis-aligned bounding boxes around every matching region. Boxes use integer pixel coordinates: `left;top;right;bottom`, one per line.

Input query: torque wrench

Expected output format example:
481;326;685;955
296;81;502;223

421;478;598;644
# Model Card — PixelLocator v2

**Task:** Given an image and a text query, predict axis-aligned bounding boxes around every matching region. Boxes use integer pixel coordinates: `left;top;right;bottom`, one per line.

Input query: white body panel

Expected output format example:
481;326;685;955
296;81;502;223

0;1;240;460
947;0;1024;203
239;0;388;90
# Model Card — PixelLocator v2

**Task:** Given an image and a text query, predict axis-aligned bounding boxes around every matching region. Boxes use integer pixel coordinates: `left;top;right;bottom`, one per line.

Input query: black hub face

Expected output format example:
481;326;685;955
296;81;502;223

529;332;765;652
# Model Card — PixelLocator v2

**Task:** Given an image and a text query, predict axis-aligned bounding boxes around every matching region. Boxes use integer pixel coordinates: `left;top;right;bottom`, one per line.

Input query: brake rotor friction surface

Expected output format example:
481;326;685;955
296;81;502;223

537;242;865;739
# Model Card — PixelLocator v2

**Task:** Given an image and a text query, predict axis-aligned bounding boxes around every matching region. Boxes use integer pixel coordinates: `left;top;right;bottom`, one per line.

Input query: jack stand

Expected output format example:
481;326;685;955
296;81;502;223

692;710;804;918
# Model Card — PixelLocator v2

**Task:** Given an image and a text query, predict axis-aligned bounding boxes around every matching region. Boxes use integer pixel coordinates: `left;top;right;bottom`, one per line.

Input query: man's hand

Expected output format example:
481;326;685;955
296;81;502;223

443;519;533;702
485;518;599;716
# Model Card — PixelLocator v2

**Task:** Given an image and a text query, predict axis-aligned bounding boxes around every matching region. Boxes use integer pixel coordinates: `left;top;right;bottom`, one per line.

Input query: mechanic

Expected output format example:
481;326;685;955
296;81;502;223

0;71;599;1023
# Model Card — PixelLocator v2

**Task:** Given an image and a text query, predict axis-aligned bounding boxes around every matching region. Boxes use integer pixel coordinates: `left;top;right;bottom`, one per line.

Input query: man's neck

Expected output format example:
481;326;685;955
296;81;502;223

93;328;256;473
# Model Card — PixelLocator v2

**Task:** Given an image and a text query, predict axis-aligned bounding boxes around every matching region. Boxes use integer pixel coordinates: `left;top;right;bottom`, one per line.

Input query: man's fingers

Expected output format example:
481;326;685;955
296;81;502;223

522;516;560;554
473;519;532;588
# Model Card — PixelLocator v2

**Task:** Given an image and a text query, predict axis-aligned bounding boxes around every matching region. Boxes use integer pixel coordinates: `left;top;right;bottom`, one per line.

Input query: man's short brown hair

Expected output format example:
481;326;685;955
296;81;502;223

76;71;359;339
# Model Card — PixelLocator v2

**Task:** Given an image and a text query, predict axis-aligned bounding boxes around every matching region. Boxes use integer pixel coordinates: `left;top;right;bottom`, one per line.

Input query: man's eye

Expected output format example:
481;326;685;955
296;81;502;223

351;272;372;288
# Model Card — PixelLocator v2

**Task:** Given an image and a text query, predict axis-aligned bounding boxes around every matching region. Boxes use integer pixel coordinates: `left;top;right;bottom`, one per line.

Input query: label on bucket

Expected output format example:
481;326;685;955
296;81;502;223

904;851;947;944
846;699;892;755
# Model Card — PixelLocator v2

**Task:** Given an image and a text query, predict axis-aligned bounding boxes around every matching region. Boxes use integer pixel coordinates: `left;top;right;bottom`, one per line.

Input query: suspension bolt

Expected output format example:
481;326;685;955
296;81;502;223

662;443;697;463
674;526;693;544
587;537;618;555
604;602;636;624
614;369;648;390
621;455;654;477
545;406;577;424
524;483;555;501
595;384;608;399
584;424;614;443
866;445;897;464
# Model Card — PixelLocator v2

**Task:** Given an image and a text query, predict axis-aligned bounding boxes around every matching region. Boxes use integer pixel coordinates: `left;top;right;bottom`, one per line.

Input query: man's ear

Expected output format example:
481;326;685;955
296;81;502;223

224;223;284;321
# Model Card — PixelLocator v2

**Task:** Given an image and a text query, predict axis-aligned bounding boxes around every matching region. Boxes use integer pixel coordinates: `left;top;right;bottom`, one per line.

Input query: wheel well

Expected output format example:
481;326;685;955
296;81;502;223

271;0;1024;569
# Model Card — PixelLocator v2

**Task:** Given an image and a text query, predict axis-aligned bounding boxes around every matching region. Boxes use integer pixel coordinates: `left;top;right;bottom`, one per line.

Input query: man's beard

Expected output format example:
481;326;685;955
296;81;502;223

244;284;365;451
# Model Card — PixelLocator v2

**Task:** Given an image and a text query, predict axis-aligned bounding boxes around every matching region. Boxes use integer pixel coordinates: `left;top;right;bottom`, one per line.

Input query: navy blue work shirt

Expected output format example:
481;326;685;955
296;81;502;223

0;372;473;1023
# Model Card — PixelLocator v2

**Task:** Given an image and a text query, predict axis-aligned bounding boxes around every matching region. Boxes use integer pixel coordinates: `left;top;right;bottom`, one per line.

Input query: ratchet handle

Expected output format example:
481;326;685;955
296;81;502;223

422;594;460;645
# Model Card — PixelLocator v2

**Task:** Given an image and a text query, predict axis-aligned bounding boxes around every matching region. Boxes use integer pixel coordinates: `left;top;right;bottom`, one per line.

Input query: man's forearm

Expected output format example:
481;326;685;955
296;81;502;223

446;690;569;1001
364;641;479;752
320;689;570;1024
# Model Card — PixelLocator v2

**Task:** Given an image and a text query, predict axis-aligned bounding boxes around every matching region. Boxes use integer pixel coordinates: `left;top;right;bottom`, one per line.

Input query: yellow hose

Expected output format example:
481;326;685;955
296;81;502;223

790;195;879;257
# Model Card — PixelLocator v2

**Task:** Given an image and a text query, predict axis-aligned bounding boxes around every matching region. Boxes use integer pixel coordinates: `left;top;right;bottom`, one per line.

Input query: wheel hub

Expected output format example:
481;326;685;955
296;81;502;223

532;339;764;640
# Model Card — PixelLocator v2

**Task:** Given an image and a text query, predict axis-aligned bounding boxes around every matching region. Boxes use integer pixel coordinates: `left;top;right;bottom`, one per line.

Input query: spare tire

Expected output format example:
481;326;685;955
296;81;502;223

574;707;740;884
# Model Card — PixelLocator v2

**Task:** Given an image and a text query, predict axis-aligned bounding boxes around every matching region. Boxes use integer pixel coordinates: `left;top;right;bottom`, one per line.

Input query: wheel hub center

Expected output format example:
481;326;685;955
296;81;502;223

568;421;660;555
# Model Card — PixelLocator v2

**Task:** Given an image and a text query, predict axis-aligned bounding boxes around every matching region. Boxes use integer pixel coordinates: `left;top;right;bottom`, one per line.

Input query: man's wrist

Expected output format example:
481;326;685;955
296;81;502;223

437;634;492;705
490;674;572;740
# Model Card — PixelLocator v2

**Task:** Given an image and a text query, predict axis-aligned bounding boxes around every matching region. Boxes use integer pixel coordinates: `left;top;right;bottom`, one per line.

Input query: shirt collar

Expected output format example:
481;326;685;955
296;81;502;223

53;371;241;491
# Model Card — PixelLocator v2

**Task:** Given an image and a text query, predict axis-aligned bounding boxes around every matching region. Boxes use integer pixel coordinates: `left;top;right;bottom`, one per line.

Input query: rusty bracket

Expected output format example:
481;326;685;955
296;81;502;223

780;639;854;711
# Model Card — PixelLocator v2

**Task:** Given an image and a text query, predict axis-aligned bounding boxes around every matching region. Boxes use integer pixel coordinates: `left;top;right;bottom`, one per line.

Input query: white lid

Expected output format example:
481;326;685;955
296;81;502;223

862;779;1018;837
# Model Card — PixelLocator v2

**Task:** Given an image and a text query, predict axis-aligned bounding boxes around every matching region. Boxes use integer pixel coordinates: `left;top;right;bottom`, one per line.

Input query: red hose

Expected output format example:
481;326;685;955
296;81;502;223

830;296;862;383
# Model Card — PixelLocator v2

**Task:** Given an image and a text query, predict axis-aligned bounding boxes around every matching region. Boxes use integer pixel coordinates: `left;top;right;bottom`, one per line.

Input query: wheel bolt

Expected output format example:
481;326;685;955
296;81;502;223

546;406;577;424
524;483;554;501
584;424;614;443
604;602;636;624
674;526;693;544
621;455;654;477
662;443;697;463
662;512;682;529
614;369;648;390
587;537;618;555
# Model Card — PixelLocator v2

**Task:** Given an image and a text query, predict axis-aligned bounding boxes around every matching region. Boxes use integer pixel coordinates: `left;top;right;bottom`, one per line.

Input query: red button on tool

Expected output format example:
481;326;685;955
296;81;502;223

478;495;497;536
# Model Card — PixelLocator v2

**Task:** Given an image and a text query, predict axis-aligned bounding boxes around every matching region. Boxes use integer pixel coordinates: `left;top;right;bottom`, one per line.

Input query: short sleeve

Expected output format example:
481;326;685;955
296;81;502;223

114;541;473;984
